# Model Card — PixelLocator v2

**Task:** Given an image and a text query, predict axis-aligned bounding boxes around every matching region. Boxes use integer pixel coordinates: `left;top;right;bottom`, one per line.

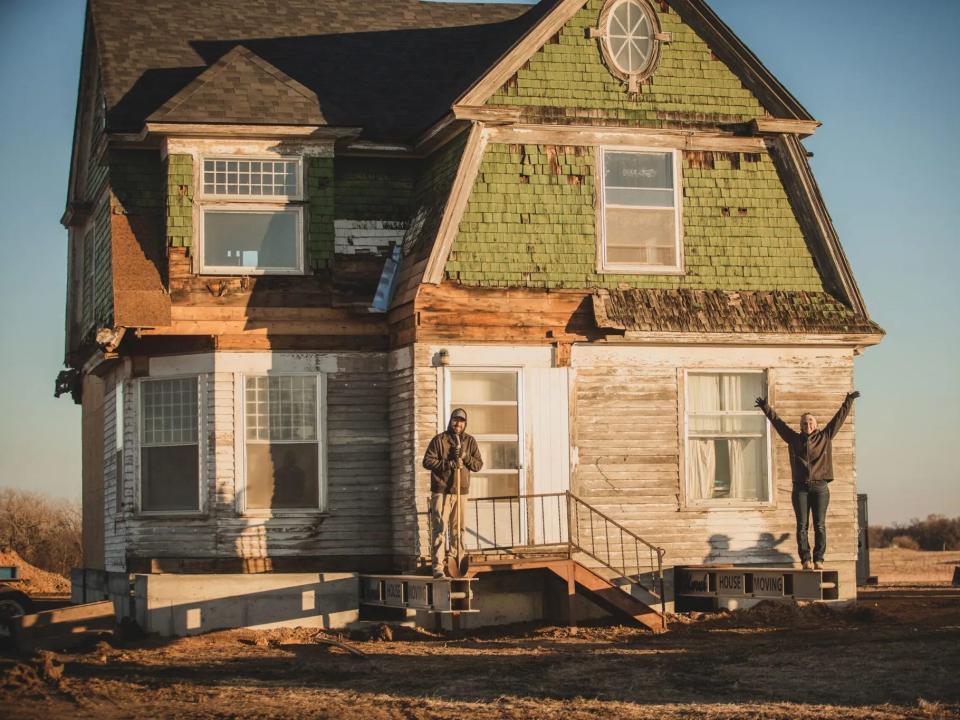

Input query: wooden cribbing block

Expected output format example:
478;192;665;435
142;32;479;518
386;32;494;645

14;600;115;653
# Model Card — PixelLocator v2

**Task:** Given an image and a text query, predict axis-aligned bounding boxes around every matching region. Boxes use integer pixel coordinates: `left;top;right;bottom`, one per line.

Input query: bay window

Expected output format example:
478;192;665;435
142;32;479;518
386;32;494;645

686;372;771;504
139;377;200;512
244;374;324;511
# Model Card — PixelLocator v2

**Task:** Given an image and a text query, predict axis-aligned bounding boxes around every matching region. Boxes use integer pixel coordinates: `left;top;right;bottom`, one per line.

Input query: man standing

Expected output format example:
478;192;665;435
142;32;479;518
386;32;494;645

756;391;860;570
422;408;483;578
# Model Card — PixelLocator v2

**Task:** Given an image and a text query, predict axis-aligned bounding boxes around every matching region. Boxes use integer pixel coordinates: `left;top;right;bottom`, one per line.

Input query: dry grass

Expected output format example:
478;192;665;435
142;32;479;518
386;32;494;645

871;548;960;584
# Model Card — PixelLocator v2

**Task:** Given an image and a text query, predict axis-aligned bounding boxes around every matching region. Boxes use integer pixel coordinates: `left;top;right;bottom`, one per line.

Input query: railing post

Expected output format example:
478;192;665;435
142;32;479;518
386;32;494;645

565;492;573;557
658;547;667;629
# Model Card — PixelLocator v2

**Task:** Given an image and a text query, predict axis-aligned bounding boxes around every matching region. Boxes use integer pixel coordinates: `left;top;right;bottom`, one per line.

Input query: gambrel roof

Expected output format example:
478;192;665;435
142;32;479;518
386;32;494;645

88;0;813;141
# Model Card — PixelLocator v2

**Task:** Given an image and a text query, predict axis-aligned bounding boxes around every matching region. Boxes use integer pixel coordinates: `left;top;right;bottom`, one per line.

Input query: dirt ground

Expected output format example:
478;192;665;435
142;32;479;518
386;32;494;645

1;586;958;720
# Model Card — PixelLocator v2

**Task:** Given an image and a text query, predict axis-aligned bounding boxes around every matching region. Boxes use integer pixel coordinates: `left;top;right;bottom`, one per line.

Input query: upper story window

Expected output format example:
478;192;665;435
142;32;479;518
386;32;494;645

599;148;682;272
685;372;771;506
599;0;663;83
199;157;304;275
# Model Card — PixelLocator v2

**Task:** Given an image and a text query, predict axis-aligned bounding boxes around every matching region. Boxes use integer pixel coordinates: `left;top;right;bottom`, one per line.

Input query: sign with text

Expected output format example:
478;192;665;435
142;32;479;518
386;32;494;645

716;572;746;596
405;581;432;609
384;580;404;606
752;572;785;597
682;570;710;594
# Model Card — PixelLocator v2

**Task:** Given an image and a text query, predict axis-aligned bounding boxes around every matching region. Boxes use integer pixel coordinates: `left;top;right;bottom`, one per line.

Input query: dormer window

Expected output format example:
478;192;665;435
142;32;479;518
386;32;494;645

198;157;305;275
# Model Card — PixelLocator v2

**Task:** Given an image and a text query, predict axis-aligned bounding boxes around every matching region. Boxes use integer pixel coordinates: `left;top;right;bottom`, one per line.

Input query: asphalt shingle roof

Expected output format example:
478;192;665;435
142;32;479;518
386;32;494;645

90;0;557;141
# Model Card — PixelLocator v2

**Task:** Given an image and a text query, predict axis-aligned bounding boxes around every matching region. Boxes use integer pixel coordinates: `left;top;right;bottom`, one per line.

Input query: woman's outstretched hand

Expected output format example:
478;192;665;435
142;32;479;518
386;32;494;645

755;397;767;409
847;390;861;400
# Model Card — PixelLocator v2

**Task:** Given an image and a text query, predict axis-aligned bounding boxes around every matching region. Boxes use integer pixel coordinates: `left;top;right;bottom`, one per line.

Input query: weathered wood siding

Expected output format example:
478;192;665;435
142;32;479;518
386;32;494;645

388;347;419;566
109;352;393;568
81;374;106;570
570;345;857;574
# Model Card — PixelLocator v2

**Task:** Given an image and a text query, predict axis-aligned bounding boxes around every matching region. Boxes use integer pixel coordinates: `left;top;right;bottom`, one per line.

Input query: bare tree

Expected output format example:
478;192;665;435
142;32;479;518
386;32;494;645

0;488;82;577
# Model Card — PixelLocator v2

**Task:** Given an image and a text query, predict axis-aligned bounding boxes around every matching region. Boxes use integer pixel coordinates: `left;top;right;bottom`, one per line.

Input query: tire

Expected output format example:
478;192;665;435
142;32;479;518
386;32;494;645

0;589;34;620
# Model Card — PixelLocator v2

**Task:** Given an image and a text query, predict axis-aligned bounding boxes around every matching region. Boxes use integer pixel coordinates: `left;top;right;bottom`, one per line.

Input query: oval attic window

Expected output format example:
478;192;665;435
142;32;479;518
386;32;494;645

601;0;661;82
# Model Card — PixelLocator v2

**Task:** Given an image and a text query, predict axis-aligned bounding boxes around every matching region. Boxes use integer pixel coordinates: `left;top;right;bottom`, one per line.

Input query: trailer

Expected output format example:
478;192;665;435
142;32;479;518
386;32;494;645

0;565;36;636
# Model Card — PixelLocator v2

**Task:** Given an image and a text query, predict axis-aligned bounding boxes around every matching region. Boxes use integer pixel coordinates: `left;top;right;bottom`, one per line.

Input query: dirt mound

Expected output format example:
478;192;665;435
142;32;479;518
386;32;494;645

673;599;895;630
0;548;70;595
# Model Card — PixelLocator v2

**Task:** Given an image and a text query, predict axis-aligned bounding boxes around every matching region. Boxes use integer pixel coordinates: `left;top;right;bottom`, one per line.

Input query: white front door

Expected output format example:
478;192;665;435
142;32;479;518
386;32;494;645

527;367;571;544
446;369;523;549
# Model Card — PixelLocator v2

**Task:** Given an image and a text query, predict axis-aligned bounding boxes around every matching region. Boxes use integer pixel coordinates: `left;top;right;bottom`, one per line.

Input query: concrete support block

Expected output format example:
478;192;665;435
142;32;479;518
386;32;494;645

70;568;108;605
107;571;133;620
134;573;360;637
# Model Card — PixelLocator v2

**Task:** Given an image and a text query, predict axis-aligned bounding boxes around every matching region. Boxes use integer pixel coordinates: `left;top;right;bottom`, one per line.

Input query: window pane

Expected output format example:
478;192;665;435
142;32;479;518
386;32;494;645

246;442;319;510
605;207;676;265
456;404;518;435
204;211;299;270
470;473;520;499
141;378;197;445
607;187;674;207
605;152;672;191
689;414;766;436
451;372;517;403
477;441;519;471
203;159;298;196
246;376;318;441
141;445;199;511
687;373;769;502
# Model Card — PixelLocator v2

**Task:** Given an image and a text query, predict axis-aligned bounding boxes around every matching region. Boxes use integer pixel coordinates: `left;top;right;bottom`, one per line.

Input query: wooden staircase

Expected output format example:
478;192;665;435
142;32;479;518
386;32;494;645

466;556;666;633
462;491;668;633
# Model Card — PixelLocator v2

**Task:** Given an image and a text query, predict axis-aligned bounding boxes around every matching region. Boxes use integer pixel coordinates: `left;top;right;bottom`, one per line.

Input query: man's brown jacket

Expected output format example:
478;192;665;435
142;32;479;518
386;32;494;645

422;431;483;494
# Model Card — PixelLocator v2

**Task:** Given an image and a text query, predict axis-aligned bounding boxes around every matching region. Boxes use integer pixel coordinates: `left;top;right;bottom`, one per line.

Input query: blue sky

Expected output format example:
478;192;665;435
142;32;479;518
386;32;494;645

0;0;957;525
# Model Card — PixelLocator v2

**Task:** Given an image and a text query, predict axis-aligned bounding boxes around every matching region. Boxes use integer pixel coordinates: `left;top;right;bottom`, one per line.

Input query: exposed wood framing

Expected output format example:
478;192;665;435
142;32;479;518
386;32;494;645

487;124;766;152
766;135;869;317
452;105;524;123
415;284;596;344
421;123;489;284
751;118;821;137
144;123;362;141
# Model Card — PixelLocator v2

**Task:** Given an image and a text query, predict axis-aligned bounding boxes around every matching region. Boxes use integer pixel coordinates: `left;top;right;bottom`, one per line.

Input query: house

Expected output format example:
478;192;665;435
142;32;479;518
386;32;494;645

58;0;883;634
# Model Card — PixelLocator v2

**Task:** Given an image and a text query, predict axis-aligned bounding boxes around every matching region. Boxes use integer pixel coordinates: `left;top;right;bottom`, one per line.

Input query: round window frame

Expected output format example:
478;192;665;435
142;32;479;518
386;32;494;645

598;0;662;84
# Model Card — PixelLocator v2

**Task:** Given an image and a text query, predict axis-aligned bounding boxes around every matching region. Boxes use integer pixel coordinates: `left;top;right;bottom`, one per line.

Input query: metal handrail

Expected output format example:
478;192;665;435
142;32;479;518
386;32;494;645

452;491;666;609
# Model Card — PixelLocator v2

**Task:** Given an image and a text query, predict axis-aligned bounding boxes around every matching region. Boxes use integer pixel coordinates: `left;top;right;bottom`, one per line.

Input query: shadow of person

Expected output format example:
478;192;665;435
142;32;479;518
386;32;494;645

704;532;794;566
272;448;310;509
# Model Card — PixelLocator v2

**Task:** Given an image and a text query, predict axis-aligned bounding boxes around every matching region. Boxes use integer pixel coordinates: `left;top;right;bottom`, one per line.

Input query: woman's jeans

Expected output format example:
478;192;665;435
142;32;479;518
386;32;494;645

791;481;830;563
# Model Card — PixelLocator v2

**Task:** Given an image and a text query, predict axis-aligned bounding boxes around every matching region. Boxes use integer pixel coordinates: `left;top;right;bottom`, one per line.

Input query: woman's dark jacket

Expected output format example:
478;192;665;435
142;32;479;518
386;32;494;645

759;394;855;484
422;431;483;494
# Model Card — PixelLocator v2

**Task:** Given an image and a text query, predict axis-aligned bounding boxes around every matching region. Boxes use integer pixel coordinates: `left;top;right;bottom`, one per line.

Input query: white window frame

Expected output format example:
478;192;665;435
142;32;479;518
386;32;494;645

682;369;774;509
136;375;205;516
442;367;526;495
238;371;327;516
115;377;124;514
197;155;306;276
597;146;684;274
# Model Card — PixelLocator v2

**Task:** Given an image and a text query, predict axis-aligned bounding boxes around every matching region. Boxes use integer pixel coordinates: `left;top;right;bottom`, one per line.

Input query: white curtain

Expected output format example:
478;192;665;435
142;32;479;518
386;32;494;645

688;375;721;499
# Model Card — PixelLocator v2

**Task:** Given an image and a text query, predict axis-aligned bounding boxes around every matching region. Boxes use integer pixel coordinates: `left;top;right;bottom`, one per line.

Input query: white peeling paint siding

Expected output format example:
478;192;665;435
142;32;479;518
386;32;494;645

334;219;407;255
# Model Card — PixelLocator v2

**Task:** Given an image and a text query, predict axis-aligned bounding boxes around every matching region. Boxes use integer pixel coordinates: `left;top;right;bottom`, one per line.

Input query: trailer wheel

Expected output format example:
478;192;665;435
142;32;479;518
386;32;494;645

0;590;34;636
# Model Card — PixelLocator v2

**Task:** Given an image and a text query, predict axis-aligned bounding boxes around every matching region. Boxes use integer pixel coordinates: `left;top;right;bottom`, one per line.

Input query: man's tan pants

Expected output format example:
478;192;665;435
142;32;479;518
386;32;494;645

430;492;462;571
